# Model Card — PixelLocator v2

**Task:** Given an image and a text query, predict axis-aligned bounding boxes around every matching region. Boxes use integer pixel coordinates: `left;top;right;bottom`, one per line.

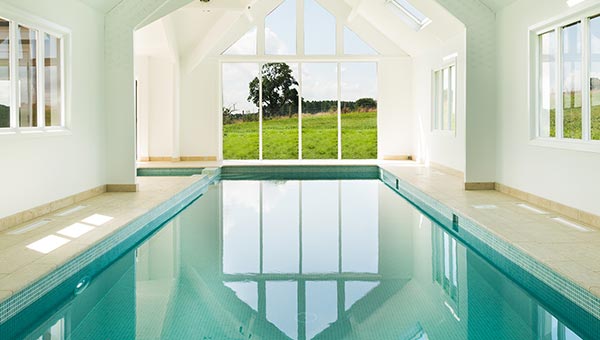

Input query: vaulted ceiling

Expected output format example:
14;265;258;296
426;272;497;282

478;0;519;12
77;0;123;13
78;0;519;14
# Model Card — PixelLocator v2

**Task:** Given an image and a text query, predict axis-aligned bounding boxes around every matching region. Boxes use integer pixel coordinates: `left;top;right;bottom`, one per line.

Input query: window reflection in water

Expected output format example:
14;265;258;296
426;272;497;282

221;180;381;340
432;227;459;305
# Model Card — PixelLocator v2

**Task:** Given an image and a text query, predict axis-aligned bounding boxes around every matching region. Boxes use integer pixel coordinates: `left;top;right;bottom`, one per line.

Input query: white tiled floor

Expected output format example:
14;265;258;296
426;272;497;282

1;161;599;307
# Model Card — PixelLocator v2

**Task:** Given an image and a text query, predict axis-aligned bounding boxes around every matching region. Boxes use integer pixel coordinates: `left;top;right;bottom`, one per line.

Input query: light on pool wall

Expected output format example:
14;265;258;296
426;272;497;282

386;0;432;31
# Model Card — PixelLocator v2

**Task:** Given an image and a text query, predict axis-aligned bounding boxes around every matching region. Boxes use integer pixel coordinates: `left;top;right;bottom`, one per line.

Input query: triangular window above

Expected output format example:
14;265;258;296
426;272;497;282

265;0;296;55
344;27;378;55
223;26;257;55
304;0;335;55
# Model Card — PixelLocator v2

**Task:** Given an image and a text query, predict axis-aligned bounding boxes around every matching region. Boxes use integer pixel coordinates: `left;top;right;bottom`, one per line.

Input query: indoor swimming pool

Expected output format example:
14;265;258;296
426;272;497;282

1;174;599;339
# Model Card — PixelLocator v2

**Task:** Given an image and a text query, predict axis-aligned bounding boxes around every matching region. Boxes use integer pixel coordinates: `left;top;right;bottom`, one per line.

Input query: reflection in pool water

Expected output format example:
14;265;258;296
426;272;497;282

22;180;586;340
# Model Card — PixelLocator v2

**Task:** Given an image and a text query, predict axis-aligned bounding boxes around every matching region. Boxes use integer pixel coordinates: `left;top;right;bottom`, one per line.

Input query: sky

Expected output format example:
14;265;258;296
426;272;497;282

222;0;378;114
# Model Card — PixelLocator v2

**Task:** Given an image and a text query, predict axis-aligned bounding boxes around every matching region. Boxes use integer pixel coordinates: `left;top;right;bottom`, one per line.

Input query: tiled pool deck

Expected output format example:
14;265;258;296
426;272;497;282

0;161;599;322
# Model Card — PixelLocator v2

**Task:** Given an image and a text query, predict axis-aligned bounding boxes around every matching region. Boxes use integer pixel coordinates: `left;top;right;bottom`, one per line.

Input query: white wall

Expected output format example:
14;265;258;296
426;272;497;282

135;56;150;160
496;0;600;215
413;32;467;173
378;58;415;158
148;57;175;158
0;0;106;218
180;58;220;159
135;55;177;159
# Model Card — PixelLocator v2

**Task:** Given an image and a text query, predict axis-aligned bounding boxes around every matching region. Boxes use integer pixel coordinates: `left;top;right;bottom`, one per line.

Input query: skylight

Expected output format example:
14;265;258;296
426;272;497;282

387;0;431;31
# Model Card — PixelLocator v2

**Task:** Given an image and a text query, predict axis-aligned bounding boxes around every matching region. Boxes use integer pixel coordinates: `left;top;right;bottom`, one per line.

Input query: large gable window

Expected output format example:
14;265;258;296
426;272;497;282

0;13;66;133
221;0;380;160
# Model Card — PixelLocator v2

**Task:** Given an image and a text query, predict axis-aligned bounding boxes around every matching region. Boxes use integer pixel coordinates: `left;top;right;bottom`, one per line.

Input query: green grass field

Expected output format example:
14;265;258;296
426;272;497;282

223;111;377;159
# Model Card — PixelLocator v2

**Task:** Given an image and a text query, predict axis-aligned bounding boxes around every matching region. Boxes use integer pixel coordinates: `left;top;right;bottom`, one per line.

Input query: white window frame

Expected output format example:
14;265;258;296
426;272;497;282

0;2;70;138
431;57;457;135
218;0;383;161
529;3;600;153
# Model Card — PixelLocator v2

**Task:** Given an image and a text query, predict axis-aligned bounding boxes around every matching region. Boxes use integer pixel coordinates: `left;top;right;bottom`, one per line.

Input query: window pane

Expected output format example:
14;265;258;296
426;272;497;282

305;281;337;339
302;181;338;273
266;281;297;339
265;0;296;55
341;62;377;159
442;67;449;129
18;25;37;128
222;181;260;274
562;23;582;139
223;27;257;55
590;17;600;140
262;63;299;159
302;63;338;159
433;70;441;130
341;180;379;273
222;63;259;159
45;33;62;127
449;65;456;130
263;181;299;273
344;27;377;55
541;31;557;137
0;19;9;128
304;0;335;55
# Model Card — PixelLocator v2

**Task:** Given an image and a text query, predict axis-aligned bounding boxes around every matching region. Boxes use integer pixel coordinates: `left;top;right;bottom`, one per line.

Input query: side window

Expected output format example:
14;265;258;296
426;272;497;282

0;15;66;131
432;63;456;132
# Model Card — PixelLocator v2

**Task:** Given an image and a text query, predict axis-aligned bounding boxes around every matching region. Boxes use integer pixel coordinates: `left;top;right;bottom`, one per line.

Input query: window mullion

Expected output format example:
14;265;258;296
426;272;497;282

259;62;263;160
37;30;45;128
556;27;564;139
335;15;343;57
60;36;66;127
582;18;591;141
297;0;304;56
9;20;17;129
337;62;341;160
298;62;303;160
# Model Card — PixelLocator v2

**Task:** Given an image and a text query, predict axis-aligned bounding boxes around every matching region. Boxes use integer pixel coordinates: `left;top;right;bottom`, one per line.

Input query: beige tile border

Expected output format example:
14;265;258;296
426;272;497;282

465;182;495;190
181;156;218;162
430;162;464;178
0;185;106;232
495;182;600;229
382;155;412;161
106;184;139;193
148;156;218;162
148;157;173;162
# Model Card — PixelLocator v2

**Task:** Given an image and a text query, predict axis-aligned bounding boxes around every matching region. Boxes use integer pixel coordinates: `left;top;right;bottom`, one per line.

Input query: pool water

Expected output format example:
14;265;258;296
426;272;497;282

9;180;596;339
